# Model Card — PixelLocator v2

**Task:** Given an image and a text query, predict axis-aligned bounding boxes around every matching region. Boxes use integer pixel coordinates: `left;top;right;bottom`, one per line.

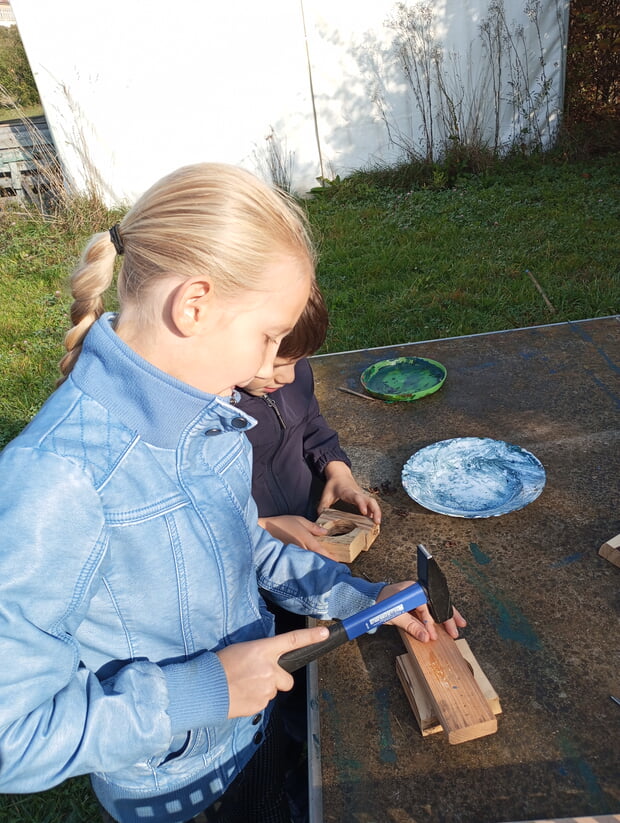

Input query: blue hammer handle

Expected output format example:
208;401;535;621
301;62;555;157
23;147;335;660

279;582;427;673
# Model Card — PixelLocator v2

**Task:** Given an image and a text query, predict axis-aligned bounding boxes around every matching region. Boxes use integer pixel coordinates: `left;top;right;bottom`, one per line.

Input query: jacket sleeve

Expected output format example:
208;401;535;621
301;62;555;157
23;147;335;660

252;516;383;619
0;447;177;792
298;359;352;476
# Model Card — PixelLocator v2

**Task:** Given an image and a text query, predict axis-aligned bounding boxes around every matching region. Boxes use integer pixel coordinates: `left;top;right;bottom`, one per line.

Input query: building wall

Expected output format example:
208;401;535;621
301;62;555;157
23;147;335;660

10;0;569;205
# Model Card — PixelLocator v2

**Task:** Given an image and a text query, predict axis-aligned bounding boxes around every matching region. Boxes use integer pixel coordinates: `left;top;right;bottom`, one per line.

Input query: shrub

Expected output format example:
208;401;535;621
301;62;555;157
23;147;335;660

0;26;40;109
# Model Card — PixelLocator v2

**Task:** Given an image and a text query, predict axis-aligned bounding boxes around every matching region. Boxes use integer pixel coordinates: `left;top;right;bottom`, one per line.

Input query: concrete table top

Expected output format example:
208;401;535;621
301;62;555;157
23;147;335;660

307;317;620;823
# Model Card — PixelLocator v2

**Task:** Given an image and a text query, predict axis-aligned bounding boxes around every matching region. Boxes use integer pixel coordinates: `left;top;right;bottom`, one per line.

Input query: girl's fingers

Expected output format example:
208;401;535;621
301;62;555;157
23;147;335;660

441;606;467;638
452;606;467;627
386;598;467;644
391;611;432;642
274;625;330;659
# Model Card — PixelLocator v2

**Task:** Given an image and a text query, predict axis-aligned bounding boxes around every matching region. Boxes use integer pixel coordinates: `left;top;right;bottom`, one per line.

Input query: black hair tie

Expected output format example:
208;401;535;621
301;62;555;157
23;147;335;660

109;224;124;255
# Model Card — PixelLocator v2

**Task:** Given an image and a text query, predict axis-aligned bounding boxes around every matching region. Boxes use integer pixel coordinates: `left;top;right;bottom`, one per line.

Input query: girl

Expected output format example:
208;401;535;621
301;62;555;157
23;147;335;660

0;163;464;823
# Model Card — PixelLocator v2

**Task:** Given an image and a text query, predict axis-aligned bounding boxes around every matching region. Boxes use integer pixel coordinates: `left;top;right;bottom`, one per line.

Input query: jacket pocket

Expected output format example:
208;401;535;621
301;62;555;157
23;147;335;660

159;731;192;765
155;728;210;768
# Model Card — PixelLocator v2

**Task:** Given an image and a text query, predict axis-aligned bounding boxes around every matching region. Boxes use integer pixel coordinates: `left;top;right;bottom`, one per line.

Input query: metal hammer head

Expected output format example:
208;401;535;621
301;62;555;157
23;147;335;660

417;544;453;623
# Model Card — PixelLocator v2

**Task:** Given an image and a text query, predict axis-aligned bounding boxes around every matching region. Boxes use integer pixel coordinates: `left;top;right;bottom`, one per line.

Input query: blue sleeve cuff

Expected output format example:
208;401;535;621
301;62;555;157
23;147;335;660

162;652;229;734
327;576;385;620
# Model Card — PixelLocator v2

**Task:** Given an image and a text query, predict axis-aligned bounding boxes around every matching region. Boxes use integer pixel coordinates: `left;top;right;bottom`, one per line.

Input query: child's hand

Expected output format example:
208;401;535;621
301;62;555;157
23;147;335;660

258;514;330;554
319;461;382;523
376;581;467;643
216;626;330;718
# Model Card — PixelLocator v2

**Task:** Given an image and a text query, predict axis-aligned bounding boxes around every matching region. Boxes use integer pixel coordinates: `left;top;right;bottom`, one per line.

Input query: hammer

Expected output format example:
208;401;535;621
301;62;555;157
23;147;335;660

279;544;453;673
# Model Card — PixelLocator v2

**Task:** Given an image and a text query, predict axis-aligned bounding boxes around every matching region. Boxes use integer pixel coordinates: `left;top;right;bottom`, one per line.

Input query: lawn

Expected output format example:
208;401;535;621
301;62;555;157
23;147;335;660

308;153;619;352
2;151;618;454
0;148;618;820
0;103;44;122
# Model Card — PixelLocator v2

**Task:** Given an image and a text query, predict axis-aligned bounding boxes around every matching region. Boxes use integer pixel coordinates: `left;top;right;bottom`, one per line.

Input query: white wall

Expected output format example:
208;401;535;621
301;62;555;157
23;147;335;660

11;0;569;206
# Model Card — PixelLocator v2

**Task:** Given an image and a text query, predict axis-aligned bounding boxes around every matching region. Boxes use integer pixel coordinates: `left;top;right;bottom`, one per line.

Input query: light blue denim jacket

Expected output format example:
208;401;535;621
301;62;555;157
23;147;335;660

0;314;383;822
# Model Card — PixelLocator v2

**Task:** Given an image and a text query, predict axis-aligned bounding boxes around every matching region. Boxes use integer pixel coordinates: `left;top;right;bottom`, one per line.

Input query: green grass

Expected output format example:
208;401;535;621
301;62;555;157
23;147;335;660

0;103;44;122
0;200;118;448
307;153;620;352
0;777;98;822
0;149;618;820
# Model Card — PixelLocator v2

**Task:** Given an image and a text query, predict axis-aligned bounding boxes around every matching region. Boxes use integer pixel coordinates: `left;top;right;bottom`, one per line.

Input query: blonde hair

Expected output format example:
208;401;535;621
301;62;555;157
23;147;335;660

59;163;316;381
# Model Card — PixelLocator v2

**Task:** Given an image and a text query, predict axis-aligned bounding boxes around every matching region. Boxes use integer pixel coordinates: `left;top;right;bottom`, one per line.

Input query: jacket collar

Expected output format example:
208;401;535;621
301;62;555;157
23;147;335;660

70;313;254;448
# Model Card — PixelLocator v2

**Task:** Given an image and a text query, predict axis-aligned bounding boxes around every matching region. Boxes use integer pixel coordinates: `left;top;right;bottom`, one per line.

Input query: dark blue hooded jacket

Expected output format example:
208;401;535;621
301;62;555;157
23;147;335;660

237;358;351;520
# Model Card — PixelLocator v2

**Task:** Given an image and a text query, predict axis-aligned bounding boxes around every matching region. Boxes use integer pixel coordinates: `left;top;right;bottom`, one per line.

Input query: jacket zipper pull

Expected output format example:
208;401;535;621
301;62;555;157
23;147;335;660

263;395;286;429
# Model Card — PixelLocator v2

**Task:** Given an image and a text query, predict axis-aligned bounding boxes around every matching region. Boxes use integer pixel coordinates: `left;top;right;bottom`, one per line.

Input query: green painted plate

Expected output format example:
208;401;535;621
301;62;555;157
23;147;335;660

360;356;447;401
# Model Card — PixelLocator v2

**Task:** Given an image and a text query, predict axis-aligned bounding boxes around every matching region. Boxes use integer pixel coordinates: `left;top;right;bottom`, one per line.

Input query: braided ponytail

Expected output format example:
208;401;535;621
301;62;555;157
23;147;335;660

58;231;117;382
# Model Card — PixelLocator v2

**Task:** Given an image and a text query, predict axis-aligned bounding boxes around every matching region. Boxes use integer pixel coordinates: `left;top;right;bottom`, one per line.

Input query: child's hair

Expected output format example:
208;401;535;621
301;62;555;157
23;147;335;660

277;279;328;361
59;163;316;381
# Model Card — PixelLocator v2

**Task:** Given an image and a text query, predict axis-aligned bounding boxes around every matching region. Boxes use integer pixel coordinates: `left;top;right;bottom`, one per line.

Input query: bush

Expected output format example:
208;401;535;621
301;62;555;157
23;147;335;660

0;25;40;109
565;0;619;123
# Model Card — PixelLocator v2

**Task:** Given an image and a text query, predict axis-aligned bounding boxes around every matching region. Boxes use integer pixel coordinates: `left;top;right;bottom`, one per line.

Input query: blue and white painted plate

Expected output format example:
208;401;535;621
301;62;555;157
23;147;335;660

401;437;546;518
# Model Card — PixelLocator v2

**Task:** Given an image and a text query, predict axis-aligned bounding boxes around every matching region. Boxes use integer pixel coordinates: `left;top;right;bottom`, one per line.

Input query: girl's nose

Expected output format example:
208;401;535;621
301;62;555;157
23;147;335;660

254;361;274;381
254;343;279;381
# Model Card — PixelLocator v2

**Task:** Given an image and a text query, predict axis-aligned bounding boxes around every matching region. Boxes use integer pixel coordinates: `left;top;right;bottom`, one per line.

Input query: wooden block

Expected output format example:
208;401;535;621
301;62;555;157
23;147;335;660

398;627;498;743
396;638;502;737
599;534;620;568
455;638;502;716
396;654;444;736
315;508;380;563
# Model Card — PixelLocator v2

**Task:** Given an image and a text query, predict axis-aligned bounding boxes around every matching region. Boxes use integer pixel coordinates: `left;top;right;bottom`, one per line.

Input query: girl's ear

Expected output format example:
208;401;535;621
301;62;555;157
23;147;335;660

170;277;213;337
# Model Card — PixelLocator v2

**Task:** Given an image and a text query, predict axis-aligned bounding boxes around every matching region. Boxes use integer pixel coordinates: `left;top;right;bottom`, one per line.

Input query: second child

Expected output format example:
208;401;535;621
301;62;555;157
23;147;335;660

238;281;380;556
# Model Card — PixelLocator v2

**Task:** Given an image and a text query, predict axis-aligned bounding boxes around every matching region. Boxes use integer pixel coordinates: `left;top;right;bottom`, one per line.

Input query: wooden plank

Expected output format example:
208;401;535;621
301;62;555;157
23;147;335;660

0;148;37;165
398;627;498;743
0;120;54;194
0;120;56;204
8;161;22;193
315;508;380;563
396;638;501;736
455;637;502;716
396;653;443;736
0;121;52;148
599;533;620;568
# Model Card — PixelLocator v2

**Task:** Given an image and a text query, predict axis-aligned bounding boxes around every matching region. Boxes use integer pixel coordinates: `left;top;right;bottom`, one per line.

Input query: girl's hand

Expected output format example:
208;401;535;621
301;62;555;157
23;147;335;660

258;514;329;555
376;581;467;643
217;626;329;718
318;461;382;523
